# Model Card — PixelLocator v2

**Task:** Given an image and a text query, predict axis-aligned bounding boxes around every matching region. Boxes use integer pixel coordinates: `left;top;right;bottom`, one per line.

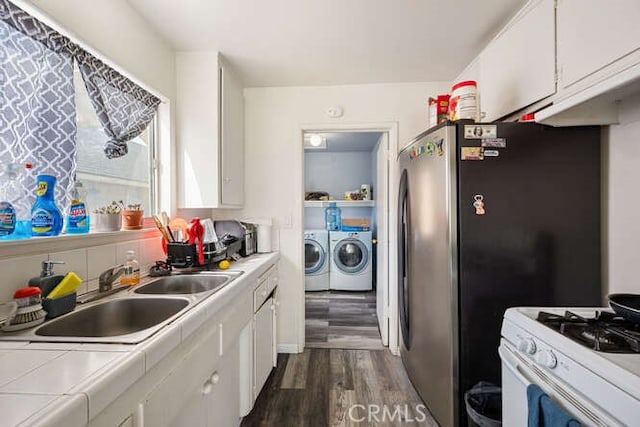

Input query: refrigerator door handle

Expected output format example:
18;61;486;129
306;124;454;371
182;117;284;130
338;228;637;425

398;169;411;349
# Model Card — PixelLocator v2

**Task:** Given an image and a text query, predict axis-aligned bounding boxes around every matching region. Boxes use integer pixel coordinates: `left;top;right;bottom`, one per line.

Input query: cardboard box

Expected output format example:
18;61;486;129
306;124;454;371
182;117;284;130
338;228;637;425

342;218;369;228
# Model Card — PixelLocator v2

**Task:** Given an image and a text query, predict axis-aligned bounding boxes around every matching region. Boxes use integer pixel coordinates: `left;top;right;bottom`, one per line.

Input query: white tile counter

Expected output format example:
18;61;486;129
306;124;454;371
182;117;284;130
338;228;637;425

0;252;279;426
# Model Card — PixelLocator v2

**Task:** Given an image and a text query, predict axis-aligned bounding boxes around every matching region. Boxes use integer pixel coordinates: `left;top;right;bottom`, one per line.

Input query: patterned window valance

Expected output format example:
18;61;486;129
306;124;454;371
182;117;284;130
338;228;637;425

76;50;161;159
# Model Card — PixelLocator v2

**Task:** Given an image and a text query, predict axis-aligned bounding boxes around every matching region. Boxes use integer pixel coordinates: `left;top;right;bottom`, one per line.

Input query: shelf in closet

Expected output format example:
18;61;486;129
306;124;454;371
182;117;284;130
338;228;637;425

304;200;375;208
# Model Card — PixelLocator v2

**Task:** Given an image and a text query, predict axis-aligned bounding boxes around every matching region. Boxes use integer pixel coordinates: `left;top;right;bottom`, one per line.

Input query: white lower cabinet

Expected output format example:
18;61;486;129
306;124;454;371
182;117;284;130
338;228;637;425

252;266;278;401
207;341;241;427
254;296;276;399
88;262;278;427
143;325;241;427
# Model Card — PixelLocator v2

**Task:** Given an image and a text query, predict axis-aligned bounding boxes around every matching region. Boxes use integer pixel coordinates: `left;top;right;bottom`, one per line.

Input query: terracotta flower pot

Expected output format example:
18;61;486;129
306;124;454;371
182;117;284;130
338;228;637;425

93;213;122;232
121;210;144;230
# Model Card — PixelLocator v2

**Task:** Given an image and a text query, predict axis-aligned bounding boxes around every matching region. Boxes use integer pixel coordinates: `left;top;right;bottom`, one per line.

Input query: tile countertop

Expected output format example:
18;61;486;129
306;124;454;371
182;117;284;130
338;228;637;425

0;252;279;427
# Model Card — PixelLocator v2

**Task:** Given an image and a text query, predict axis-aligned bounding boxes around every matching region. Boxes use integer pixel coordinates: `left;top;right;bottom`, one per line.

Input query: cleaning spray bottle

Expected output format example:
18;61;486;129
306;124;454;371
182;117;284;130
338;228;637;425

0;163;32;240
66;177;89;234
31;174;63;237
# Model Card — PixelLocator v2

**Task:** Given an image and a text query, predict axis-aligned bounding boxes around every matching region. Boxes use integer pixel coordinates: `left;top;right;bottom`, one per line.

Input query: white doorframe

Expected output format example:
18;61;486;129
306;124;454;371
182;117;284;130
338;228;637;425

298;122;400;355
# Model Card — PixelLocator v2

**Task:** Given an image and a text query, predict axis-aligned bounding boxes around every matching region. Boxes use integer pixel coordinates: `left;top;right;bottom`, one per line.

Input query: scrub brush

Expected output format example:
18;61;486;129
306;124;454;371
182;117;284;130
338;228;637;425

3;304;47;332
2;287;47;332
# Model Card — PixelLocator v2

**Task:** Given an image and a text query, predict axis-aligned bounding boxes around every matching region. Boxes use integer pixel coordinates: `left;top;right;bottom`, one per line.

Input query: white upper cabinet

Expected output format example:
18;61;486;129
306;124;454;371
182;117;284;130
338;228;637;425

477;0;556;121
176;52;244;209
535;0;640;125
220;57;245;207
556;0;640;92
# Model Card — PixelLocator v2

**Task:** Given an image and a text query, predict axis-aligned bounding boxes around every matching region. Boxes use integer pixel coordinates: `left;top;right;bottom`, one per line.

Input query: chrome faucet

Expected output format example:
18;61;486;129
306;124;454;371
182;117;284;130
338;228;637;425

98;265;125;292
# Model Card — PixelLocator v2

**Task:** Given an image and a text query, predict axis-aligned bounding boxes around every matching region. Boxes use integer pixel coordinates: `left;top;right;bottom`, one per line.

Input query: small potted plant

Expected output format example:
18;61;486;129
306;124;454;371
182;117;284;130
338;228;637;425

93;201;122;232
121;202;144;230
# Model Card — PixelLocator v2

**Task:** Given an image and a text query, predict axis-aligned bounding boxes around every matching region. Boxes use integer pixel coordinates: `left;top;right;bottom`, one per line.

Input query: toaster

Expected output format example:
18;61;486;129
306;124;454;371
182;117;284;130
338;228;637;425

239;222;257;257
213;220;256;257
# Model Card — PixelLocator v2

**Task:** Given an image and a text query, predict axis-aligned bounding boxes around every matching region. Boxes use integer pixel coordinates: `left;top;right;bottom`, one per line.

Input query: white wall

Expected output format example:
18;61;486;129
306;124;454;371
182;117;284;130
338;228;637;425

27;0;175;98
242;81;450;350
607;93;640;295
305;151;373;200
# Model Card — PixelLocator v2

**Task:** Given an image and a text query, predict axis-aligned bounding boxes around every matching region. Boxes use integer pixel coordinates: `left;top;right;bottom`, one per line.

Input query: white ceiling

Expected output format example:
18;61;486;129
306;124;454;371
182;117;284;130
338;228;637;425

127;0;527;88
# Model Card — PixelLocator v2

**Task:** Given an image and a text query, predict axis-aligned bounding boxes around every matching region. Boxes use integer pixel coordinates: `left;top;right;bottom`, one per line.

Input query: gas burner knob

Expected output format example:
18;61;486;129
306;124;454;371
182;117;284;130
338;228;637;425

536;350;557;369
517;338;537;355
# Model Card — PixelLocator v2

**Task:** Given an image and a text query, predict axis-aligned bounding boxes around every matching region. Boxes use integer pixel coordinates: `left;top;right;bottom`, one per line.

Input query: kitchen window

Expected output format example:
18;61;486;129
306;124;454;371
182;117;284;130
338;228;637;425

1;0;161;229
74;67;158;217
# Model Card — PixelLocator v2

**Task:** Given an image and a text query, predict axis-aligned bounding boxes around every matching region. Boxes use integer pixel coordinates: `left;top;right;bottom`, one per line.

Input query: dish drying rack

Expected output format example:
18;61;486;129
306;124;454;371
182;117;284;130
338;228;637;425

165;235;242;269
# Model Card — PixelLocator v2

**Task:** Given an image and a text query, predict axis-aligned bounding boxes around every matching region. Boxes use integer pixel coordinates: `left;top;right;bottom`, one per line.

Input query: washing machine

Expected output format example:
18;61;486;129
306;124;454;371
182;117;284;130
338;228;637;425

329;231;372;291
304;229;329;291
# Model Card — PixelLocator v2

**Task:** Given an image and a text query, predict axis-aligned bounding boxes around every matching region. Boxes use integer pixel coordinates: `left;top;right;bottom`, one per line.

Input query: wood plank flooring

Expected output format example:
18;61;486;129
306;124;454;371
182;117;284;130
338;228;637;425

305;291;384;350
241;349;438;427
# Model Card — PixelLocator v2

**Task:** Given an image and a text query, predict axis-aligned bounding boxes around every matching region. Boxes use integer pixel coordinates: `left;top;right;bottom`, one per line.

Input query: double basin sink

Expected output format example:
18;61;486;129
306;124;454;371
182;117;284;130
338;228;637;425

1;271;242;344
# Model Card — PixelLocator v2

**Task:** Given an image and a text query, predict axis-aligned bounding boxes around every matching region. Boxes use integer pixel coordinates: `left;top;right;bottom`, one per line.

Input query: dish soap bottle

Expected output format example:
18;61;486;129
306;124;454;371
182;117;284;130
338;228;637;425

31;174;63;237
0;163;32;240
66;178;89;234
325;202;342;231
121;250;140;286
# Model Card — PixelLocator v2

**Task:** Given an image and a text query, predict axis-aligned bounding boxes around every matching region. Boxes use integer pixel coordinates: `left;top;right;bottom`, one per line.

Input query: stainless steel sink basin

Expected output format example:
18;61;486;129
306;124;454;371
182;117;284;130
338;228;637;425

134;273;235;295
0;270;243;344
35;298;189;338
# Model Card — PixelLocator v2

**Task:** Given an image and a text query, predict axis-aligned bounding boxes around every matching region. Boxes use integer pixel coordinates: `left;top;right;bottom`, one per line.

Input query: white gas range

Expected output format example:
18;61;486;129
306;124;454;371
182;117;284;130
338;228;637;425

500;307;640;426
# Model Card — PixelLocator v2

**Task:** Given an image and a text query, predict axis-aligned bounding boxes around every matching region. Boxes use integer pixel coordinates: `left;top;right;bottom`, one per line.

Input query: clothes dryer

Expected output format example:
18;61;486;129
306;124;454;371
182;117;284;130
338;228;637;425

329;231;372;291
304;229;329;291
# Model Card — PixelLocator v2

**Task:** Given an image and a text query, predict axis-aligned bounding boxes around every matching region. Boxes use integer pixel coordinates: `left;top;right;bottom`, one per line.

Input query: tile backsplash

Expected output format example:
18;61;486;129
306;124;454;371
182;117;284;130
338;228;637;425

0;237;164;303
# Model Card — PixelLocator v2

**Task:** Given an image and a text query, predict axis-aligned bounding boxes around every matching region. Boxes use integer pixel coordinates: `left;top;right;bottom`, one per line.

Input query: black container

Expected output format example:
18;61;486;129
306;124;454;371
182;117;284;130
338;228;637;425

166;239;243;269
42;292;77;319
167;243;204;268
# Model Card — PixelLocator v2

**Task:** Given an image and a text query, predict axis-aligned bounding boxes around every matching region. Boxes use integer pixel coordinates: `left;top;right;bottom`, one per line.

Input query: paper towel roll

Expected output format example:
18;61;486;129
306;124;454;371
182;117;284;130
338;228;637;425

257;224;272;253
242;218;273;253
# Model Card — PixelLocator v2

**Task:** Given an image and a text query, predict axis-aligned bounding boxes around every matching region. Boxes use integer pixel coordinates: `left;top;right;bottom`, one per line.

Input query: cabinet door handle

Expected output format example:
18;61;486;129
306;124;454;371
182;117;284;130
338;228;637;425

210;372;220;384
202;379;213;395
224;177;232;184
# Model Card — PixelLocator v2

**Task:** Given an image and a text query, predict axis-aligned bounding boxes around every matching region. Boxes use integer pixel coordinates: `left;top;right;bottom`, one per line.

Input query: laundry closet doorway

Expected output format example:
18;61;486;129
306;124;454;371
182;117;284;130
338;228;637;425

301;125;397;351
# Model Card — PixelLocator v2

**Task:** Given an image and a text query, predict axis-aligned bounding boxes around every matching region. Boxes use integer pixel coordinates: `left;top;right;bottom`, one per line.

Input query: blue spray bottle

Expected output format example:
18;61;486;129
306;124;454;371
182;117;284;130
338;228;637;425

0;163;32;240
66;177;90;234
31;174;63;237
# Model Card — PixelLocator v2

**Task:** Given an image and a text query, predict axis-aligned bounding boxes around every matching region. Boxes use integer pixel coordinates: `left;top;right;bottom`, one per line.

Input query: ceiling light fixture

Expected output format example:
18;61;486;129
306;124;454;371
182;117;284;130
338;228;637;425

309;134;324;147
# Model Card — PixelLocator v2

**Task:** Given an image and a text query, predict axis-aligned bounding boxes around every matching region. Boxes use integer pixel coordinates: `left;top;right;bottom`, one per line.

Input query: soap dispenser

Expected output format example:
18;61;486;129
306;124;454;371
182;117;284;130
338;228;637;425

28;260;65;297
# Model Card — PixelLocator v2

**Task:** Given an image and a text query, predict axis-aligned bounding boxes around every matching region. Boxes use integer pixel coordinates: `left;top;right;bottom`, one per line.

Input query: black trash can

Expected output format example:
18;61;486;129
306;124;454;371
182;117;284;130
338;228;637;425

464;382;502;427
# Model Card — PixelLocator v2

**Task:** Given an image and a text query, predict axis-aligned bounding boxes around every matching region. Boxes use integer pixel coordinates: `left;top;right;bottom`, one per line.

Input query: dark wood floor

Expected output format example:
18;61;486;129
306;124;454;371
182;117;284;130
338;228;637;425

241;349;438;427
305;291;384;350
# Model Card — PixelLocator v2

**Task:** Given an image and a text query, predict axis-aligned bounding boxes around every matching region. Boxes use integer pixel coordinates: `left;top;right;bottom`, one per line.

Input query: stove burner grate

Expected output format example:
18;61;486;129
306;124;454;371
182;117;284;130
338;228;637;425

536;310;640;353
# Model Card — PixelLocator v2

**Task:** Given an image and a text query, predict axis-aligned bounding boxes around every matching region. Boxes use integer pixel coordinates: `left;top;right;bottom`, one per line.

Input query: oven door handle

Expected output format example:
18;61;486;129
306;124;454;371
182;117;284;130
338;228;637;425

499;344;533;386
500;341;623;427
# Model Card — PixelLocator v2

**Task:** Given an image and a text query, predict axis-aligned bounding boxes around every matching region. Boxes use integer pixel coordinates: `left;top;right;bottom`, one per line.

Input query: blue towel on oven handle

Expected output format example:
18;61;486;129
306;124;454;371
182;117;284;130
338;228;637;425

527;384;581;427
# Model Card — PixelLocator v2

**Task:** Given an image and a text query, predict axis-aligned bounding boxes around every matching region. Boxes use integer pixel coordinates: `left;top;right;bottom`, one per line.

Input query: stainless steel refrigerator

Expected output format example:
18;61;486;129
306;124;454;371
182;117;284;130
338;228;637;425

397;122;601;426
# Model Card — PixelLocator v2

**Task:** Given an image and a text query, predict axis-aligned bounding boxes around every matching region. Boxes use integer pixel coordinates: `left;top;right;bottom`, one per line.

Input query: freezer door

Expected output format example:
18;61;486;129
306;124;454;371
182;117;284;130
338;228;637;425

398;125;459;427
457;122;601;422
